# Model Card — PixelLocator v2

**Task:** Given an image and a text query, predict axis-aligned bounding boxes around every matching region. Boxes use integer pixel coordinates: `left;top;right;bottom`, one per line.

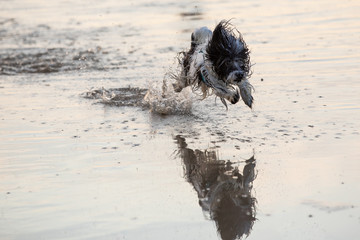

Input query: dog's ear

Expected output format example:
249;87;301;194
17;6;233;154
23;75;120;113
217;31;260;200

206;21;235;79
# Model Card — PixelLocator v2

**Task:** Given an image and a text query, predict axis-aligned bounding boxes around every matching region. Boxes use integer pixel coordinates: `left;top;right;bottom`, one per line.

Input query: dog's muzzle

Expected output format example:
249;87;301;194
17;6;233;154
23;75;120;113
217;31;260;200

235;72;244;82
227;70;244;84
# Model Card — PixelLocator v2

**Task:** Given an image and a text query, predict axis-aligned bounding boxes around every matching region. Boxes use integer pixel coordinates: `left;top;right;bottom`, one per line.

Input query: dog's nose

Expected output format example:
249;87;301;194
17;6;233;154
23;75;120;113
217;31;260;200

235;72;244;82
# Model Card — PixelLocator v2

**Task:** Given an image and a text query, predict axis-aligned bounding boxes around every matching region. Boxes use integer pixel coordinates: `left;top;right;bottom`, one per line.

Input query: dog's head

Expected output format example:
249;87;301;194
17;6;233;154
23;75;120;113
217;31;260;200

206;20;250;84
206;20;253;108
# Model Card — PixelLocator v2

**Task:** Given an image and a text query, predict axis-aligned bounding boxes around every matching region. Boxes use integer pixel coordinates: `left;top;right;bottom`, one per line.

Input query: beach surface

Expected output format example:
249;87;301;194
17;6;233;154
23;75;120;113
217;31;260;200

1;0;360;239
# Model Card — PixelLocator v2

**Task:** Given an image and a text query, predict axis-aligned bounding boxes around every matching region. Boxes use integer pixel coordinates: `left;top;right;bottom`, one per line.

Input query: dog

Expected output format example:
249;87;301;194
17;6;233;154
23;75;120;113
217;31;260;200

173;20;253;109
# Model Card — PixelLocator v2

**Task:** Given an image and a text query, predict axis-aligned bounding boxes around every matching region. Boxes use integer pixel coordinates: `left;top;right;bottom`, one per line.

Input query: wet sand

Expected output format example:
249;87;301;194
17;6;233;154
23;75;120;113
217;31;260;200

1;0;360;239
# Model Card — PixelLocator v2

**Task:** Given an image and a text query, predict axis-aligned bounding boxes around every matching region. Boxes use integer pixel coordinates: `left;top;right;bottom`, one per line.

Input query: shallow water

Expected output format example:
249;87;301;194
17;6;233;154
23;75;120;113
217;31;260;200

1;0;360;239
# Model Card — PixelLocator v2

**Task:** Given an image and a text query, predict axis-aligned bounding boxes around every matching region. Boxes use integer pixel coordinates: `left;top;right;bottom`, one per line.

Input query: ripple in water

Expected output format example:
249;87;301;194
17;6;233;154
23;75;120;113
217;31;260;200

0;47;106;75
0;18;128;75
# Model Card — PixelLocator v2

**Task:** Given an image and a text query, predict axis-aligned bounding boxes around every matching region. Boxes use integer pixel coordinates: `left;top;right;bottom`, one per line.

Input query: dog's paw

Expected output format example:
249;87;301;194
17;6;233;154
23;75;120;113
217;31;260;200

172;83;183;92
230;90;240;104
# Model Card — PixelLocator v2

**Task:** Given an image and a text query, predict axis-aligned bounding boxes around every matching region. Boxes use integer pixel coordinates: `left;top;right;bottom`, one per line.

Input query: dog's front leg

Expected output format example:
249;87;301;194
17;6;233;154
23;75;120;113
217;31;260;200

214;87;240;104
206;74;240;104
226;88;240;104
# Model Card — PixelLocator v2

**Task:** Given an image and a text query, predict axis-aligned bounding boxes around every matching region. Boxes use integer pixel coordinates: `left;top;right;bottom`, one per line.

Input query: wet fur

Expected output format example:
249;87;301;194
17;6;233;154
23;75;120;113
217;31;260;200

173;20;254;109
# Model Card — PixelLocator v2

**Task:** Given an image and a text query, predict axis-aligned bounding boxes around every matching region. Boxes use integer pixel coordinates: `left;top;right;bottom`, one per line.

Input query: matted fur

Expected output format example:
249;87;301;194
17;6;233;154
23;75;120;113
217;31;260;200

173;20;254;109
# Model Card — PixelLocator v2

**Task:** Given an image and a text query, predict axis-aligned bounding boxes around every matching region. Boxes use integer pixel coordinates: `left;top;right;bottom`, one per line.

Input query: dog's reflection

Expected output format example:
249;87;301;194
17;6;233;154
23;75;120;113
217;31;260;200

174;135;257;240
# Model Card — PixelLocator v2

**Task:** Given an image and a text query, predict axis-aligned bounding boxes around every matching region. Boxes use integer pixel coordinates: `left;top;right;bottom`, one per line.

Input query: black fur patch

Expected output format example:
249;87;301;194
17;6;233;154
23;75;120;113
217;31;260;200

206;20;251;82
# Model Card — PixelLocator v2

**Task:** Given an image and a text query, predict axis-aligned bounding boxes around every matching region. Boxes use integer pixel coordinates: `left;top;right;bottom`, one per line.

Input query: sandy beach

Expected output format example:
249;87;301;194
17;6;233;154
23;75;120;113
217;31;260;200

1;0;359;239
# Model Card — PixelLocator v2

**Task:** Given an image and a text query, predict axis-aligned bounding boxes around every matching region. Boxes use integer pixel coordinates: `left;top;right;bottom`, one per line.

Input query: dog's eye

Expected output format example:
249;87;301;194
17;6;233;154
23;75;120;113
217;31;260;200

224;61;232;69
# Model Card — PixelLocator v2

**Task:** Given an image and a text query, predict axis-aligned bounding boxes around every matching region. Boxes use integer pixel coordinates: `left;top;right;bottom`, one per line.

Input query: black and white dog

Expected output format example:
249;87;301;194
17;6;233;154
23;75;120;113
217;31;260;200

173;20;253;109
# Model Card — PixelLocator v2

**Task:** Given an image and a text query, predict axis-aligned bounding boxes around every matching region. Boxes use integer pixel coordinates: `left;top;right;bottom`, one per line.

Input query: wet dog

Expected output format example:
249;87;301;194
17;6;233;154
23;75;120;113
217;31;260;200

173;20;253;109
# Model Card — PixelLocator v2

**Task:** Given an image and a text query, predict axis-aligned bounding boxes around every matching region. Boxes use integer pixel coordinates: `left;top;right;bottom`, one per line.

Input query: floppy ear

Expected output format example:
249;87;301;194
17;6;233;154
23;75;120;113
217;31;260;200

205;21;230;78
239;79;254;108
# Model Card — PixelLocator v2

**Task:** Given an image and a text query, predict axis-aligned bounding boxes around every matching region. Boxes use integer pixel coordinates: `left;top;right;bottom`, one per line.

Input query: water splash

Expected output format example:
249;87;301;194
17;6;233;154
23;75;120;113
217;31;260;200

143;77;193;115
82;87;147;107
83;77;193;115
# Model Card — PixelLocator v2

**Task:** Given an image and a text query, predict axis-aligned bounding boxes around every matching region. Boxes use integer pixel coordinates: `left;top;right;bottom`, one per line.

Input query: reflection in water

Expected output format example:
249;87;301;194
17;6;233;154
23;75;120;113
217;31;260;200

174;135;257;240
